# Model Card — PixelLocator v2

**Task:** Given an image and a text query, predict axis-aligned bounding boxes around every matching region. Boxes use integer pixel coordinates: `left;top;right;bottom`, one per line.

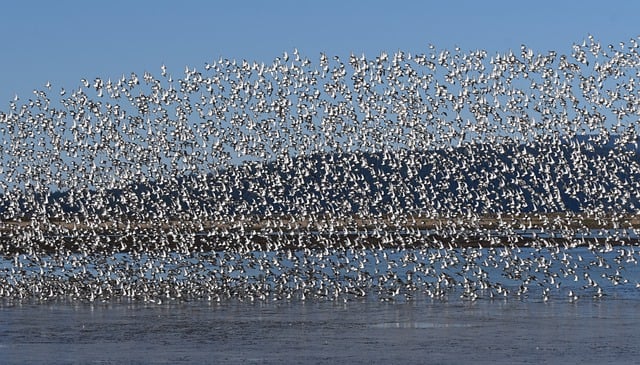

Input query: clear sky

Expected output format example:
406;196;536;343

1;0;639;109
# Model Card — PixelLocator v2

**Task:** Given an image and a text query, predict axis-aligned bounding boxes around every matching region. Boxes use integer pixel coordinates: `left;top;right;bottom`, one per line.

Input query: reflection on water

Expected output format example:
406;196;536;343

1;297;640;364
369;321;473;328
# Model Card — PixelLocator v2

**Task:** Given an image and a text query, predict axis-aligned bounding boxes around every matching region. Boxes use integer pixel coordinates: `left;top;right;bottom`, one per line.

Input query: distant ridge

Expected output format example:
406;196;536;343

1;134;638;222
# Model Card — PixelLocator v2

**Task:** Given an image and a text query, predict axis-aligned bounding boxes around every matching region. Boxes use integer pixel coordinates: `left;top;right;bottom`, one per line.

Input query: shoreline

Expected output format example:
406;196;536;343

1;212;639;253
2;211;640;230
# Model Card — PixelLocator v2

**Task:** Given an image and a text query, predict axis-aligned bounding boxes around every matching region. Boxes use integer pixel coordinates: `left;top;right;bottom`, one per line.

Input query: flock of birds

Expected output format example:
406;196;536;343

1;35;640;303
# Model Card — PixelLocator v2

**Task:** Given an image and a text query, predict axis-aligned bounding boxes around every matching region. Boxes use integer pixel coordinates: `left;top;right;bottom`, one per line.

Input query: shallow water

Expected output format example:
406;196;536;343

2;245;640;364
1;297;640;364
3;245;640;303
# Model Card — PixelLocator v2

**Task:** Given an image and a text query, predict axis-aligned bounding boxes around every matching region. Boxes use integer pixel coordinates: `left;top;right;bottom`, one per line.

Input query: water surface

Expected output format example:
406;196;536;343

2;297;639;364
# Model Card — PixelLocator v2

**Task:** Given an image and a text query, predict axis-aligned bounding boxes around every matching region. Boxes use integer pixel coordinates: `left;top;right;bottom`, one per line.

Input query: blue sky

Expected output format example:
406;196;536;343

1;0;639;109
